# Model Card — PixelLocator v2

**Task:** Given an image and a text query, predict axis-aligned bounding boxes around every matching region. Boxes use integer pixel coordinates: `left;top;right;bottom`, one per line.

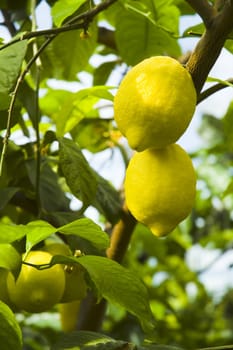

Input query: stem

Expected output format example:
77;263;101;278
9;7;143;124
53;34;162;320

31;0;42;216
197;78;233;104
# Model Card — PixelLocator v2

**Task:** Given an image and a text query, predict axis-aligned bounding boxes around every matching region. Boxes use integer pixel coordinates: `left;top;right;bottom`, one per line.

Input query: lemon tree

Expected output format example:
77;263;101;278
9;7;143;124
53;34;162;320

125;144;196;237
7;251;65;313
114;56;196;151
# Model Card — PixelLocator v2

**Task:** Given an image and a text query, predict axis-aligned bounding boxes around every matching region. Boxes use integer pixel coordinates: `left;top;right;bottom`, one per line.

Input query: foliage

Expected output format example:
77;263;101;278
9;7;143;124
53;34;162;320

0;0;233;350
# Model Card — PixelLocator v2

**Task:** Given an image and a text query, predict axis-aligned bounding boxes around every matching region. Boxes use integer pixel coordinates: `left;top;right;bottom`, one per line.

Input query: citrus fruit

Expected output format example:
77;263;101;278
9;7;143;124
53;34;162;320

58;300;81;332
44;243;87;303
0;268;17;310
124;144;196;237
7;250;65;313
114;56;196;151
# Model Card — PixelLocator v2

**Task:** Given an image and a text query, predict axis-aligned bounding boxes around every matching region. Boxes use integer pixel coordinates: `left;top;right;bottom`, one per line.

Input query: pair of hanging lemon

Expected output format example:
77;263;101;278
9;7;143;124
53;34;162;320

114;56;197;237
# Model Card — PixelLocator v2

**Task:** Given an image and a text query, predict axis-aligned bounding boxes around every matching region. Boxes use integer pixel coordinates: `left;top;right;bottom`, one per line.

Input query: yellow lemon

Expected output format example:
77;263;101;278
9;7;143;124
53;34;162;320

44;243;87;303
58;300;81;332
0;268;17;311
7;251;65;313
114;56;196;151
124;144;196;237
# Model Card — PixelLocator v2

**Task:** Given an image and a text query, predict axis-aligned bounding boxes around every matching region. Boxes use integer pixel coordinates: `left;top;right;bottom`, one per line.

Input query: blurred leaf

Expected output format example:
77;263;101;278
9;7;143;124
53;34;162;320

93;172;122;224
52;0;87;26
0;40;27;110
59;137;97;209
59;218;110;251
17;81;40;129
0;244;21;274
72;119;111;153
0;223;27;244
223;101;233;152
41;86;113;136
41;21;97;80
198;114;223;148
140;345;184;350
93;61;117;85
0;187;19;210
182;22;204;37
0;301;23;350
25;220;56;252
52;331;127;350
77;255;156;335
109;0;180;65
25;158;71;212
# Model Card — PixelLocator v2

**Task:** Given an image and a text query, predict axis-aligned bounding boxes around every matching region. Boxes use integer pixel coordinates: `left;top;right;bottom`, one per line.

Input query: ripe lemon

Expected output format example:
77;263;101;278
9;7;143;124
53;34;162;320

44;243;87;303
7;251;65;313
58;300;81;332
114;56;196;151
0;268;17;311
124;144;196;237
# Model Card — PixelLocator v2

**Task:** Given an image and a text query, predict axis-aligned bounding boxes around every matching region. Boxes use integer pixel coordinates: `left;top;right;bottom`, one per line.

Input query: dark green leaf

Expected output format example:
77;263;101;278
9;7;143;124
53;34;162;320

0;187;19;210
0;41;27;110
59;137;97;209
93;172;122;224
93;61;117;85
52;330;118;350
0;301;23;350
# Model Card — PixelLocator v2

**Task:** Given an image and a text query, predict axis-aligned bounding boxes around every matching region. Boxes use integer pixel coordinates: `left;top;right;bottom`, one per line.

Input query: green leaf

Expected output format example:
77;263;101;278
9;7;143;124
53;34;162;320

0;301;22;350
25;158;71;212
140;344;184;350
59;137;97;209
93;172;122;224
182;22;204;37
52;0;87;27
41;22;97;81
52;331;126;350
111;0;180;65
25;220;56;252
59;218;110;251
93;61;117;85
0;223;27;244
0;41;27;110
41;86;113;136
0;187;19;210
77;255;156;334
0;244;21;273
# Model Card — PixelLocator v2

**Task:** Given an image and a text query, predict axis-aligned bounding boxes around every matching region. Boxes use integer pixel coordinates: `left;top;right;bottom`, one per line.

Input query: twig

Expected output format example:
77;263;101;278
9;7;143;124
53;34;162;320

197;78;233;104
0;0;118;51
185;0;216;27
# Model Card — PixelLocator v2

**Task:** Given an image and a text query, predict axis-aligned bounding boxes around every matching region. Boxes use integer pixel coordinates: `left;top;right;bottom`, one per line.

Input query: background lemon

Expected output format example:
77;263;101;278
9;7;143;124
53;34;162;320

44;243;87;303
0;268;17;311
114;56;196;151
7;250;65;313
124;144;196;237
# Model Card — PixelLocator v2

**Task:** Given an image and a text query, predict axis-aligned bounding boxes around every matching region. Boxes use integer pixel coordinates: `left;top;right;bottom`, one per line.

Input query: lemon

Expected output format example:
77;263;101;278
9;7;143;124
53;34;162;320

114;56;196;151
124;144;196;237
0;268;17;311
7;251;65;313
58;300;81;332
44;243;87;303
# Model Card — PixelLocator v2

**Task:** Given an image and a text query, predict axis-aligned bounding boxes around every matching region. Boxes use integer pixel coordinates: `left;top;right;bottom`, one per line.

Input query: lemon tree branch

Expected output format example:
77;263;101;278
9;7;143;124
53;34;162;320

185;0;216;27
186;0;233;93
